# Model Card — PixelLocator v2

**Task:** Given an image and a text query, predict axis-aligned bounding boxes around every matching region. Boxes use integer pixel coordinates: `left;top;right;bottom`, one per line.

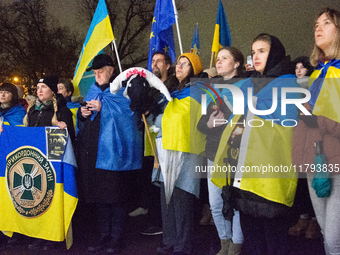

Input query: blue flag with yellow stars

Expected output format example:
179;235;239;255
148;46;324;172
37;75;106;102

147;0;176;71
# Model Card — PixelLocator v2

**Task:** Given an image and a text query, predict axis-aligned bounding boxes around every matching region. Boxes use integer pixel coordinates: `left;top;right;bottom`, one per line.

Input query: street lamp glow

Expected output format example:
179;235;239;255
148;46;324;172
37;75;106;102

13;77;19;82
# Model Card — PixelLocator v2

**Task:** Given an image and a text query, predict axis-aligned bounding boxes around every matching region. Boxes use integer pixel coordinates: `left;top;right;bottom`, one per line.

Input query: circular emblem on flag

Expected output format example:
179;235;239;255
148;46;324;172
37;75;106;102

6;146;56;218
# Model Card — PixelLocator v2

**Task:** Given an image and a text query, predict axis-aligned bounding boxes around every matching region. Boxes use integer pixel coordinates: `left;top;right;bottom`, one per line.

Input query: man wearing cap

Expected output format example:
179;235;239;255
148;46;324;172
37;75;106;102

76;54;143;254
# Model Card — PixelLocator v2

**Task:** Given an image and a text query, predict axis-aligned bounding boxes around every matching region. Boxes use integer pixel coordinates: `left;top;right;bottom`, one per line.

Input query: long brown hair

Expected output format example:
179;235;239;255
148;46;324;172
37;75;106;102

310;8;340;66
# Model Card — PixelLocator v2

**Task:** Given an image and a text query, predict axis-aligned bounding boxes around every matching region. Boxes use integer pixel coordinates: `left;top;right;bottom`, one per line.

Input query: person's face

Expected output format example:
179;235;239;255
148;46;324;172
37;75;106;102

315;13;337;54
176;57;191;83
152;54;170;81
57;83;71;98
37;83;54;103
295;63;308;78
252;40;270;75
216;49;237;78
94;66;114;85
0;90;13;105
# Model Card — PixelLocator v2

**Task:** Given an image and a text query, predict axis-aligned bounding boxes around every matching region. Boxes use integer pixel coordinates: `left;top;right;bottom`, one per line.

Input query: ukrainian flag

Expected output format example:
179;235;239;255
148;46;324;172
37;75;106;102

162;84;206;155
308;59;340;123
73;0;114;96
212;76;300;207
211;0;231;56
190;23;200;55
0;126;78;249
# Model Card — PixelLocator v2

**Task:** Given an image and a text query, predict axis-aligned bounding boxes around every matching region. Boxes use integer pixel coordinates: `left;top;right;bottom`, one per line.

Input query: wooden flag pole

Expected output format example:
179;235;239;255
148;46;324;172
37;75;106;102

142;114;159;169
210;51;215;69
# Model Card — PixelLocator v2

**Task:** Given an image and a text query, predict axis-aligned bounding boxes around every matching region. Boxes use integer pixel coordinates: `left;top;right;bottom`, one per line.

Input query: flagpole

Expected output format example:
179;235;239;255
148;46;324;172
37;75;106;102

111;40;122;73
172;0;183;55
210;52;215;68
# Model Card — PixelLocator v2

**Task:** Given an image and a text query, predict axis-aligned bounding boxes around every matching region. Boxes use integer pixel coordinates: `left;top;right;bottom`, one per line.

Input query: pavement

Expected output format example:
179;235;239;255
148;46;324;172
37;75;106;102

0;204;326;255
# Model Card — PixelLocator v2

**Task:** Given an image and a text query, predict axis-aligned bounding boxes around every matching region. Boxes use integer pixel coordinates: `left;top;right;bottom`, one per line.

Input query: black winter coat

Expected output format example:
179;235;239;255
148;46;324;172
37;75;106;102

26;97;75;144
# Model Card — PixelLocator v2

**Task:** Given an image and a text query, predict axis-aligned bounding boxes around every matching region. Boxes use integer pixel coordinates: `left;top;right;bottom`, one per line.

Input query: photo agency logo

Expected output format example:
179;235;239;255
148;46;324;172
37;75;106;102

200;80;311;128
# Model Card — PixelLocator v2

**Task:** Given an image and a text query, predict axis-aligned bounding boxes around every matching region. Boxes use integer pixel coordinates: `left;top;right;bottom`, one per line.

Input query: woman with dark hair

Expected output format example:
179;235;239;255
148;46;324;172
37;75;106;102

197;46;246;255
57;78;81;131
0;83;26;132
292;8;340;255
154;53;205;255
212;33;300;255
293;56;314;89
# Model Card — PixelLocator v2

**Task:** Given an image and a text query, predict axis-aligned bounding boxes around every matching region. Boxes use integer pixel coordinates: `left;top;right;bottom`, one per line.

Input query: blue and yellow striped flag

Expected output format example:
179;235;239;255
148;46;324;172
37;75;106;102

190;23;200;55
73;0;114;96
211;0;231;56
0;126;78;249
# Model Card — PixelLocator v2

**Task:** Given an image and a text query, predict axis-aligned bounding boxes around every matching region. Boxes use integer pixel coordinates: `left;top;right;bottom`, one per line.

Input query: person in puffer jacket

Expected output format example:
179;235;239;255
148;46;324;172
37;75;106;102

292;8;340;255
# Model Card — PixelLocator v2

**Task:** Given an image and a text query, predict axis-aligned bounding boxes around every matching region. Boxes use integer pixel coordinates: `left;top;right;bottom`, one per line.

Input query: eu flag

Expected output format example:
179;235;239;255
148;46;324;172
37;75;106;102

147;0;176;71
211;0;231;55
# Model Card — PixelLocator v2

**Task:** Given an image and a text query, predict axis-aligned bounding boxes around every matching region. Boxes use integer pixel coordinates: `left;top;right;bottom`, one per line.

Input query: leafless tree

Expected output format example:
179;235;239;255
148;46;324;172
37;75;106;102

78;0;155;70
0;0;79;94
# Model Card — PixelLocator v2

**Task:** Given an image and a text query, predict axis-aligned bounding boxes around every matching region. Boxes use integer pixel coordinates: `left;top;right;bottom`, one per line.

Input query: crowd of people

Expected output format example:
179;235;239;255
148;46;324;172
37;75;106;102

0;7;339;255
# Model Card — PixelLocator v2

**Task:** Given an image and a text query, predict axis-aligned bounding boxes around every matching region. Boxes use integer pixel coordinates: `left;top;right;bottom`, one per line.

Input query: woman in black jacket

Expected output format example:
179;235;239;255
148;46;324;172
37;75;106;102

24;75;75;144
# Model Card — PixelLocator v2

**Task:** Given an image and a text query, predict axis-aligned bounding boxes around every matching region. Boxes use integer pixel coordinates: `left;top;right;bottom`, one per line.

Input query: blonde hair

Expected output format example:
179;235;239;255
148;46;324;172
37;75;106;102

310;8;340;66
23;94;58;127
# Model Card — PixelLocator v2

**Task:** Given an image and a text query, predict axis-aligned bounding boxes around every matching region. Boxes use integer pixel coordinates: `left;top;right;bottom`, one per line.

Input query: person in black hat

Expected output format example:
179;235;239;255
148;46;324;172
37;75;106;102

23;75;75;142
21;75;74;251
76;54;143;254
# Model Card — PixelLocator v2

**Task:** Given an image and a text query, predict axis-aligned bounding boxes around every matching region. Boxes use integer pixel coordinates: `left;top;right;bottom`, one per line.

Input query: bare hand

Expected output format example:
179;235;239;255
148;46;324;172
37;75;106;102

87;100;101;112
207;110;225;129
0;124;3;133
57;121;67;129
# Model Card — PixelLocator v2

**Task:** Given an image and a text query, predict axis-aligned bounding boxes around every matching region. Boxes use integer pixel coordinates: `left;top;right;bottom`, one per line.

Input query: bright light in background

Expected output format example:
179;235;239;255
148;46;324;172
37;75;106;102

13;77;19;83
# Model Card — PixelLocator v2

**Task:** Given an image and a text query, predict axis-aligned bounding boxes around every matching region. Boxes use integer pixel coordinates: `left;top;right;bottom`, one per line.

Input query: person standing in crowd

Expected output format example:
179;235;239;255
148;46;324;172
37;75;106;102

76;54;143;254
212;33;299;255
23;75;74;250
197;47;246;255
0;83;26;131
289;56;321;239
292;8;340;255
57;78;81;131
154;53;205;255
134;51;173;237
293;56;314;89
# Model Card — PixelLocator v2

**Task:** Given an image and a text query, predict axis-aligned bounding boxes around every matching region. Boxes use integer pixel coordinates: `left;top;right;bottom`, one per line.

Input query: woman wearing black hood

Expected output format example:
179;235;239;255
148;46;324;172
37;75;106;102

212;33;300;255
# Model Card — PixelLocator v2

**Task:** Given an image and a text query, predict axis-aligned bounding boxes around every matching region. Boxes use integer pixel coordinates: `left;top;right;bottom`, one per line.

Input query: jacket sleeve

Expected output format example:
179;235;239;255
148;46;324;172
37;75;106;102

57;105;75;145
318;115;340;139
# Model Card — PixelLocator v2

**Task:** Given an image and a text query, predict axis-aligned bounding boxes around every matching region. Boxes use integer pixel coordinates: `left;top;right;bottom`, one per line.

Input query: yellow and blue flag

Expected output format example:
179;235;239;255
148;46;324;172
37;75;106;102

73;0;114;96
308;59;340;123
190;23;200;55
0;126;78;249
211;0;231;56
147;0;176;71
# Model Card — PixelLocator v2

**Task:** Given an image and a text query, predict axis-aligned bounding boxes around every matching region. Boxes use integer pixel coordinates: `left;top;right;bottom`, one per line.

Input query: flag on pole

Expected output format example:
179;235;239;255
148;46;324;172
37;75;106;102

190;23;200;55
73;0;114;96
211;0;231;56
0;126;78;249
147;0;176;71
